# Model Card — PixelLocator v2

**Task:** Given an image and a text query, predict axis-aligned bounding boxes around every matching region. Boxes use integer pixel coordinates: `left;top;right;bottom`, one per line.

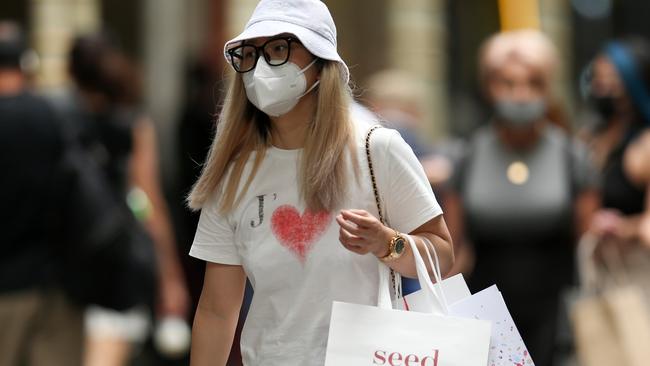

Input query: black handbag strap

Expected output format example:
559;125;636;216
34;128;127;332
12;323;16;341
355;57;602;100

365;125;400;295
364;125;385;224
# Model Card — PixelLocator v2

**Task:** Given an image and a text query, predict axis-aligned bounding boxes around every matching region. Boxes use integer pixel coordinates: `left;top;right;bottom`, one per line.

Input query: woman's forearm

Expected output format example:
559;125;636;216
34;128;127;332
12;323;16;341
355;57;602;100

190;305;239;366
191;263;246;365
377;213;454;281
386;232;454;280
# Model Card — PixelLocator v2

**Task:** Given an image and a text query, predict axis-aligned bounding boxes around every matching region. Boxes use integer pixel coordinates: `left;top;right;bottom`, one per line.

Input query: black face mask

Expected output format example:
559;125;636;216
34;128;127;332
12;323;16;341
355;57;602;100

589;95;617;122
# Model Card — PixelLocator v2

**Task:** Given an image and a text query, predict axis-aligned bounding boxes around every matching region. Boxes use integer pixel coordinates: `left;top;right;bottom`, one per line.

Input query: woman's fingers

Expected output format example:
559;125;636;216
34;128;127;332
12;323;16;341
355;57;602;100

339;227;366;246
340;209;376;228
337;209;388;256
339;227;374;255
591;209;624;237
335;214;363;236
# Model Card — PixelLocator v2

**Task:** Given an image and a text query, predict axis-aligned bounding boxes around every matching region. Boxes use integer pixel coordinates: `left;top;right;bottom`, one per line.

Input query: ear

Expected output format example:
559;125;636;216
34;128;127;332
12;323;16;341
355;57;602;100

316;58;325;80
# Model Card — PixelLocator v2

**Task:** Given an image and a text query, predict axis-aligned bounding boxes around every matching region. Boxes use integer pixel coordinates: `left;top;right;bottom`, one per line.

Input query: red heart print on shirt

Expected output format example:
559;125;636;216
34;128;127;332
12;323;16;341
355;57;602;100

271;205;332;263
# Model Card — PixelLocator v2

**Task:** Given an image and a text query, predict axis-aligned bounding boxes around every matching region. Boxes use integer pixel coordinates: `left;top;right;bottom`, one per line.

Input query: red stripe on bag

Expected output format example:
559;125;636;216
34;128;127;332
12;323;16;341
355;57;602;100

403;297;410;311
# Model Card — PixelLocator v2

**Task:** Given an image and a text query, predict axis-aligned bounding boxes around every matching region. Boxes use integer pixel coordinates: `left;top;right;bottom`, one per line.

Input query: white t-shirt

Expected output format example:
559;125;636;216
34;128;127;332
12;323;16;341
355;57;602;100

190;115;442;366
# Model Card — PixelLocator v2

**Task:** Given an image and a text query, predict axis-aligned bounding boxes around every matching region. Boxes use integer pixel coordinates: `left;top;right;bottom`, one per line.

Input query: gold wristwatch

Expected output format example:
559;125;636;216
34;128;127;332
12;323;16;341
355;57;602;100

379;230;406;262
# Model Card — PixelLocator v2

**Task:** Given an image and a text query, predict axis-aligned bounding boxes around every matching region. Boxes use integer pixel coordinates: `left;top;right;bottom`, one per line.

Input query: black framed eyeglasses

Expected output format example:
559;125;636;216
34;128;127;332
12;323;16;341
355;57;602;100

227;36;301;73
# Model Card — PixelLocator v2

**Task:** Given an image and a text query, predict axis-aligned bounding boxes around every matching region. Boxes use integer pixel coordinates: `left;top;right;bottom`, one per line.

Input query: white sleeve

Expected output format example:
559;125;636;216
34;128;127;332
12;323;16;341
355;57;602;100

189;196;241;265
373;128;443;233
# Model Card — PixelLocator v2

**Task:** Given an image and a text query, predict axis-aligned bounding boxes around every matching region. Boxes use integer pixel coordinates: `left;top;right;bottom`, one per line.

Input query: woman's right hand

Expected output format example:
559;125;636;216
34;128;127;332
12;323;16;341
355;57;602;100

589;209;645;257
590;209;625;239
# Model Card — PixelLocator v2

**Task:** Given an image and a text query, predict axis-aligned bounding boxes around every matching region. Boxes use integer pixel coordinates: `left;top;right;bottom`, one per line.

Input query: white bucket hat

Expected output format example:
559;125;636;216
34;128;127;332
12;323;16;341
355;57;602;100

224;0;350;83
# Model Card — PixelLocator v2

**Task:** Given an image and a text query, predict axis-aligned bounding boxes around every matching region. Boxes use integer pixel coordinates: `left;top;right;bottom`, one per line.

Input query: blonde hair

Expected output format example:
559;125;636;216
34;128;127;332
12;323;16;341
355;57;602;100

479;29;559;90
187;61;357;213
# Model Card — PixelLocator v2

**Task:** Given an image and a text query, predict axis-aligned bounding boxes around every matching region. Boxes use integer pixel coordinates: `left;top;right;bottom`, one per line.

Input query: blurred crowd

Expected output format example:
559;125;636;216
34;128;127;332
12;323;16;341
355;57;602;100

1;9;650;366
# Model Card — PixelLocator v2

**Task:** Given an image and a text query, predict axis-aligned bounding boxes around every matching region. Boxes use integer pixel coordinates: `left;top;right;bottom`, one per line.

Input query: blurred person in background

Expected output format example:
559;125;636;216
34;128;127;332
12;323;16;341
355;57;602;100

364;69;432;158
0;21;84;366
443;29;599;366
59;33;190;366
582;37;650;248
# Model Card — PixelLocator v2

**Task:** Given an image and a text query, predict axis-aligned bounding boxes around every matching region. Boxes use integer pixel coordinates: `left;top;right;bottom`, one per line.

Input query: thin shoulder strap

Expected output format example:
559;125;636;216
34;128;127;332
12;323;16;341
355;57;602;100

365;125;401;298
365;125;385;224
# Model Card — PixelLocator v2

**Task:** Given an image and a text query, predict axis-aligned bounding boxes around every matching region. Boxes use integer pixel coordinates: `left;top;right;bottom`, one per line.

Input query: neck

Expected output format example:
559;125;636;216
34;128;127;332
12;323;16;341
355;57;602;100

269;89;317;150
494;119;543;151
0;70;25;96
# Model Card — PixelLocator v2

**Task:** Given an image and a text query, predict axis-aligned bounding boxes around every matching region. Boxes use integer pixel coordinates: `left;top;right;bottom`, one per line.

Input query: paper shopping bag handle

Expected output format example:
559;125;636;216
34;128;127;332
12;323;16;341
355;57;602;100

407;234;450;314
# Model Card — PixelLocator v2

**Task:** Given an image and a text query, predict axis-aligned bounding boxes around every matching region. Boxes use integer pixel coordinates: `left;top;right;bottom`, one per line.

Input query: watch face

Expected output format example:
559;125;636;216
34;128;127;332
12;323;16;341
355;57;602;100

394;236;406;255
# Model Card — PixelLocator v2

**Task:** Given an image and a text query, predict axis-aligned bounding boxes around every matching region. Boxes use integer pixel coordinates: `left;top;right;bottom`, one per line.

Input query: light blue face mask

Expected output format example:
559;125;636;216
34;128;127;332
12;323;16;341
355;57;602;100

494;99;546;127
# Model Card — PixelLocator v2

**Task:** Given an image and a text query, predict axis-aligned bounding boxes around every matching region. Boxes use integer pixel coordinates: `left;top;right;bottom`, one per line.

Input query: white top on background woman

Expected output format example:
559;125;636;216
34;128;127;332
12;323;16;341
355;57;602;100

187;1;453;365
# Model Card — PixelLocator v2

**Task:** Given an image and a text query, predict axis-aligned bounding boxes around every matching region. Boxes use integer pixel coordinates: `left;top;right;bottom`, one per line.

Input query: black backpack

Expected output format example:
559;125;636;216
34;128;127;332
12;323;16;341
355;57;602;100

58;130;157;311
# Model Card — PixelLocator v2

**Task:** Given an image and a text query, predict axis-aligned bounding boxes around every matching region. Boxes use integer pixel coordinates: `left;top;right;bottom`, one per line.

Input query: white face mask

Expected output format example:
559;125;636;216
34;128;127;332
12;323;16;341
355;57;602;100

242;57;320;117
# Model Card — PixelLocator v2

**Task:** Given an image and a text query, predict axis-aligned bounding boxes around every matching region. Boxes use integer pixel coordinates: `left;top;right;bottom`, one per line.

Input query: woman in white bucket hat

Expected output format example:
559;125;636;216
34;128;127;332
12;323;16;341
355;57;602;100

187;0;453;364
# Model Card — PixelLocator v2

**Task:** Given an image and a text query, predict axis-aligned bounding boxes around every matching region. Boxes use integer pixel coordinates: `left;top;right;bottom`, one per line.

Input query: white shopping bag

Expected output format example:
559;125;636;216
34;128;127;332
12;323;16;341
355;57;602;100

397;272;534;365
325;236;491;366
327;301;491;366
449;286;534;366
